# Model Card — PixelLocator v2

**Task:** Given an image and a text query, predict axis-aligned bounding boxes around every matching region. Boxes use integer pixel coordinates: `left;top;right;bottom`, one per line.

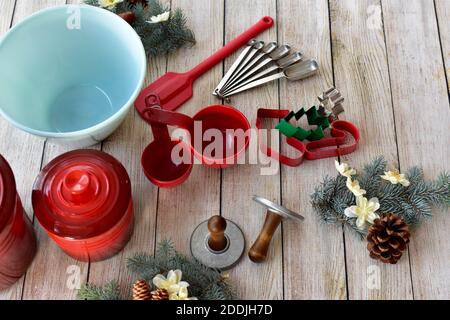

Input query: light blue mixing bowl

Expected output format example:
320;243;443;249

0;5;146;147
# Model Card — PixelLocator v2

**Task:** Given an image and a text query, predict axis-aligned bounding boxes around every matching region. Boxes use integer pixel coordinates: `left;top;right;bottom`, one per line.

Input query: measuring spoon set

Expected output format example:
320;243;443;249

213;41;319;98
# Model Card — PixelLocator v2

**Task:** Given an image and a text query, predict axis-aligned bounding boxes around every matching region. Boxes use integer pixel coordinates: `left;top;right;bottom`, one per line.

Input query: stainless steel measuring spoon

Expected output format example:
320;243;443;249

214;41;266;94
212;39;259;95
220;52;303;96
221;44;291;92
222;59;319;98
221;42;279;91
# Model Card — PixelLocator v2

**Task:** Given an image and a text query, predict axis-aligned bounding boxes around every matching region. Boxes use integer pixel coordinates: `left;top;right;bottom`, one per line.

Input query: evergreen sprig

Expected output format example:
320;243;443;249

311;157;450;238
77;281;121;300
84;0;195;57
77;240;235;300
128;240;235;300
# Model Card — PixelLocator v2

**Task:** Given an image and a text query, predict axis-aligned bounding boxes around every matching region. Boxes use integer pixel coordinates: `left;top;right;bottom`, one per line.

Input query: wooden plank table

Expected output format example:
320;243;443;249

0;0;449;300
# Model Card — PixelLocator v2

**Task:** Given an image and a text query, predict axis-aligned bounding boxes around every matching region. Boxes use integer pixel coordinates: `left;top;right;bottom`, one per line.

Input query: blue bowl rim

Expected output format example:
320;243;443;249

0;4;147;138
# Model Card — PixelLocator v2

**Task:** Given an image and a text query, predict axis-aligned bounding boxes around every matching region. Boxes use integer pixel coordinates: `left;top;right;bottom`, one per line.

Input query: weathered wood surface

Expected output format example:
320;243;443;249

331;0;413;300
0;0;448;300
223;0;282;300
382;0;450;299
279;0;347;300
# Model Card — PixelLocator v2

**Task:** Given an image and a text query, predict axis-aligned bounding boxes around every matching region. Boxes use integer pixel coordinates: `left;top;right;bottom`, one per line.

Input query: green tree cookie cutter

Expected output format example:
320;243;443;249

275;107;331;141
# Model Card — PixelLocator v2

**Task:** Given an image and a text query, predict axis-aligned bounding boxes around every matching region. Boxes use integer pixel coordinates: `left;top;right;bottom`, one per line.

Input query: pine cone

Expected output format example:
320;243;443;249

150;288;169;300
367;213;410;264
132;279;151;300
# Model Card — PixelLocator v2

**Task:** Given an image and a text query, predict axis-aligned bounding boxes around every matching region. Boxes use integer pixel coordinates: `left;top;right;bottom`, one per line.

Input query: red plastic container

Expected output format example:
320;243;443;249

140;104;251;188
0;155;37;290
190;105;251;168
32;150;133;262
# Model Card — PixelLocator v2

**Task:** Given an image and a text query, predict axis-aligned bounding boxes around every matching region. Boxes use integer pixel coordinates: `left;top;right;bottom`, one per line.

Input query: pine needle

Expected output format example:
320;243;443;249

83;0;196;57
79;240;235;300
77;281;121;300
311;157;450;239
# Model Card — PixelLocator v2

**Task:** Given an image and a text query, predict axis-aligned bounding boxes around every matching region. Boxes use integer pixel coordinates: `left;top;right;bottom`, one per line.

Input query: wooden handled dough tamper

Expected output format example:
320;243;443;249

190;215;245;270
249;196;304;263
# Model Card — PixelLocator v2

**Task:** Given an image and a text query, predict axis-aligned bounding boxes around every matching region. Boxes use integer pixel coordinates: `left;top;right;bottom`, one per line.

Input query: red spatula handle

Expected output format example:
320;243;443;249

186;16;274;80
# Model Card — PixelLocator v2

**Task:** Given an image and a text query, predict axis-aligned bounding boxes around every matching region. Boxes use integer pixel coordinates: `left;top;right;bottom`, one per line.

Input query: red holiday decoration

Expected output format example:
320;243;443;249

118;11;136;24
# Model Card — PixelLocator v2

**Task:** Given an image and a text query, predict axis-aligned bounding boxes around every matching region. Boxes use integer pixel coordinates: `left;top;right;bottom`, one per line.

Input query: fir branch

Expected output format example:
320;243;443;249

436;172;450;207
358;156;387;196
126;253;161;282
78;240;236;300
311;157;450;240
77;281;121;300
311;174;366;238
83;0;196;57
127;240;234;300
156;239;176;262
83;0;99;6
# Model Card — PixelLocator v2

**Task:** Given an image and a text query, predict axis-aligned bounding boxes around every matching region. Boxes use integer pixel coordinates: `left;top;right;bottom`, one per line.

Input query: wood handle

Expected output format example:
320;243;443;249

207;216;228;252
248;211;282;263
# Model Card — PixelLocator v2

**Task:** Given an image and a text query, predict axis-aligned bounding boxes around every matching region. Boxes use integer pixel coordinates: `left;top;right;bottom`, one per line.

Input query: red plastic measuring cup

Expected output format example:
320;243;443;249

191;105;251;168
141;124;193;188
135;17;273;188
141;105;251;187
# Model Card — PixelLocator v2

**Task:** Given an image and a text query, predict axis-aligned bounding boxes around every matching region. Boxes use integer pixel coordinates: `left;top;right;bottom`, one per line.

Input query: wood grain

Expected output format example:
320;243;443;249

382;0;450;299
0;0;15;34
435;0;450;92
155;0;223;262
330;0;414;299
222;0;282;299
15;0;91;300
0;0;64;301
87;50;162;300
279;0;347;300
0;0;449;300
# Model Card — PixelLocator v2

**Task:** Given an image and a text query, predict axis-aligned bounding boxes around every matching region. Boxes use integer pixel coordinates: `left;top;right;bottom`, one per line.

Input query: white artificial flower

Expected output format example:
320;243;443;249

147;11;170;24
335;160;356;178
153;269;190;294
344;196;380;229
381;170;410;187
346;178;366;197
98;0;123;9
169;285;198;300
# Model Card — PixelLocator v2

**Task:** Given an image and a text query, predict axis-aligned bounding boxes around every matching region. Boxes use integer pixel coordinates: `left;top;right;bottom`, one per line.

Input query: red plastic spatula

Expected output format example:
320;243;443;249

135;16;274;114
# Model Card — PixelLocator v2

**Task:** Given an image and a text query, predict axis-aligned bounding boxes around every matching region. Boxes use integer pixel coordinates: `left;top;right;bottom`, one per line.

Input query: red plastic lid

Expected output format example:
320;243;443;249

32;150;131;239
0;154;17;231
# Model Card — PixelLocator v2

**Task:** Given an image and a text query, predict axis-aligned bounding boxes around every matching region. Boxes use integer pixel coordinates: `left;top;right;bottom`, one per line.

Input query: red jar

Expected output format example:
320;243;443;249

32;150;133;262
0;155;37;290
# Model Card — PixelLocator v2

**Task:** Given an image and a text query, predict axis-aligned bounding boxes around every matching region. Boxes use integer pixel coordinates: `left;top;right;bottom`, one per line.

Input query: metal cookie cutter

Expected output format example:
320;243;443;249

249;196;304;263
318;87;345;116
190;215;245;270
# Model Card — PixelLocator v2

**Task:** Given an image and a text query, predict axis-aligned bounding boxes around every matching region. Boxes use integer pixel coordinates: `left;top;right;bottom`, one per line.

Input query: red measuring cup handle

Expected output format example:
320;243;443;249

187;16;274;80
142;107;193;130
142;106;194;142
